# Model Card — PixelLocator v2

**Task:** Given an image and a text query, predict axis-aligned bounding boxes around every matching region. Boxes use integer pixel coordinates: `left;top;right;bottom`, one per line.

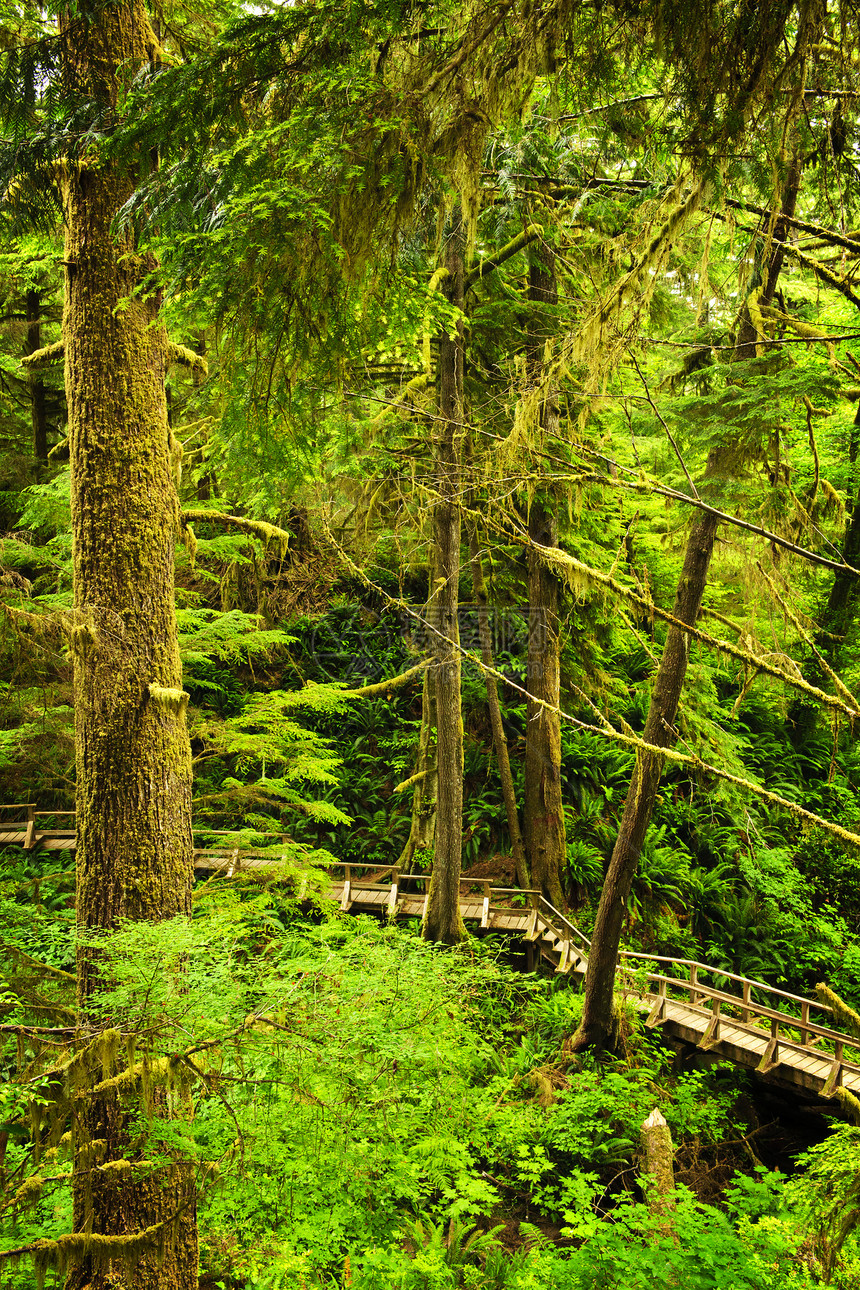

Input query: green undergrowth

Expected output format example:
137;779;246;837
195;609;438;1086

4;899;858;1289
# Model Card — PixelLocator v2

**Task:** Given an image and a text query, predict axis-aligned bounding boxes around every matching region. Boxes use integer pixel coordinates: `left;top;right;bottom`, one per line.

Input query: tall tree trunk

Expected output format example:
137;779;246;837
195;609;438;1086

24;287;48;463
570;509;719;1051
790;402;860;743
423;205;466;945
61;2;197;1287
523;248;566;907
524;502;566;907
570;158;802;1053
467;523;529;888
397;664;438;869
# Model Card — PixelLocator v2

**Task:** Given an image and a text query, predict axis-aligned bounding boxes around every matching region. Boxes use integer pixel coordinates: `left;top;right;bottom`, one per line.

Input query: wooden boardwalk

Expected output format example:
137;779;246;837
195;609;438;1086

4;805;860;1103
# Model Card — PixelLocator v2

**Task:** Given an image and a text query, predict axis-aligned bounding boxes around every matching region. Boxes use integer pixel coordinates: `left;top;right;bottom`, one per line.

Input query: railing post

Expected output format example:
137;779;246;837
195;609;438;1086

823;1043;844;1098
699;997;722;1051
481;881;491;929
524;892;540;942
388;867;400;914
758;1017;780;1074
340;864;352;911
741;980;751;1024
24;803;36;851
689;964;699;1007
800;1001;810;1047
646;978;668;1028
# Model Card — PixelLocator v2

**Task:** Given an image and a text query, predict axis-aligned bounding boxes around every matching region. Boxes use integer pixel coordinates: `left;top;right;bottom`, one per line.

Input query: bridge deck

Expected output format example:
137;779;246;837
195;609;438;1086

4;808;860;1103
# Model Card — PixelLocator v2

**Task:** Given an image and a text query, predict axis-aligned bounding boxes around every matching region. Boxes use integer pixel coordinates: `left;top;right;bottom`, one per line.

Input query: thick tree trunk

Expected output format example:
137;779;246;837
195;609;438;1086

24;287;49;463
423;206;466;945
571;509;719;1051
467;524;529;888
523;249;566;907
524;503;566;908
61;2;197;1287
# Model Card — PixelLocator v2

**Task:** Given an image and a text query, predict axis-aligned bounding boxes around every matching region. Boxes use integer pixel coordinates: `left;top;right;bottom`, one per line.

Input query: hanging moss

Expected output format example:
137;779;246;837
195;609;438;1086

147;684;190;714
816;984;860;1039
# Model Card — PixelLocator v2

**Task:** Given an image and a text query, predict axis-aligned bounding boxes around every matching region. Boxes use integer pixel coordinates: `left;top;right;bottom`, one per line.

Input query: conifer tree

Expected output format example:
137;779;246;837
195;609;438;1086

1;0;198;1283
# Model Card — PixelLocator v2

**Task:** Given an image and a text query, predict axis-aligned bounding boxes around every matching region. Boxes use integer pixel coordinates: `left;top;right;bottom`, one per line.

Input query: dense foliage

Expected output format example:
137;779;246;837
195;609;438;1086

4;0;860;1284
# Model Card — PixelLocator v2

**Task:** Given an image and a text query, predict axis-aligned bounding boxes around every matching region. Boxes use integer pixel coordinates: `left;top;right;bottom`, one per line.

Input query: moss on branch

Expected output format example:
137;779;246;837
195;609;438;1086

182;510;291;554
21;339;64;369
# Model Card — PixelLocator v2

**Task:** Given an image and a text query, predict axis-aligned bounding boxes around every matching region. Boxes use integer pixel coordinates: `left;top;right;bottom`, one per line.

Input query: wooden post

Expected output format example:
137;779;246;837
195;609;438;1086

23;804;36;851
758;1018;781;1074
341;864;352;912
640;1108;676;1239
741;980;751;1024
800;1000;810;1047
388;867;400;914
689;964;699;1007
647;978;668;1028
481;881;491;929
699;998;722;1051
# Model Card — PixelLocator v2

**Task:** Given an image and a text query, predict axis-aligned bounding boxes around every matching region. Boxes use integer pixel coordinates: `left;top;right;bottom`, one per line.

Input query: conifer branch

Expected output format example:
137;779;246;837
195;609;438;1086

465;224;543;289
526;536;860;721
167;342;208;377
724;198;860;256
478;422;860;578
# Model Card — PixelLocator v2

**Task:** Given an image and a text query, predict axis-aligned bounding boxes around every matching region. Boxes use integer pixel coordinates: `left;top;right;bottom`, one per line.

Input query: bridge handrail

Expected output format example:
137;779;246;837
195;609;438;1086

536;898;592;953
639;976;860;1074
616;951;834;1016
626;969;860;1050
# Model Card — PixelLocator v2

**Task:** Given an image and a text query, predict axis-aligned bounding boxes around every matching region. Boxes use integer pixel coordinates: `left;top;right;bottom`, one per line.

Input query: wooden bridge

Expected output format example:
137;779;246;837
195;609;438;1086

4;804;860;1104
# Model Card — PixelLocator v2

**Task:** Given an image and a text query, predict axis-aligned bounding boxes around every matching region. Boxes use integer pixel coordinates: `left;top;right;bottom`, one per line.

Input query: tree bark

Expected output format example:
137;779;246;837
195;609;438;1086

24;287;49;463
423;205;466;945
60;2;197;1287
640;1108;677;1239
523;249;566;907
467;523;529;889
397;664;438;869
524;503;566;908
570;508;718;1051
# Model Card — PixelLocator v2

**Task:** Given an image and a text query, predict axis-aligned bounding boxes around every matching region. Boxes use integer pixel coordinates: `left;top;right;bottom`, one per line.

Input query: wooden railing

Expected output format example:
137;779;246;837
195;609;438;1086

612;951;860;1092
332;861;540;929
5;804;860;1092
0;804;76;849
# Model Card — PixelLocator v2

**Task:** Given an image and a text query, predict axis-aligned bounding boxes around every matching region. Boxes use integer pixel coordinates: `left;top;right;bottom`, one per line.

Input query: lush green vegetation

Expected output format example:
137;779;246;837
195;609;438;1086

4;0;860;1284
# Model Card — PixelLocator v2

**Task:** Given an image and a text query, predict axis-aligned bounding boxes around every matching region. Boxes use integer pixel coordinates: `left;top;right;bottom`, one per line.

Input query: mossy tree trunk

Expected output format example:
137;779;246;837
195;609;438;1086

467;523;529;889
25;287;49;463
397;664;438;869
523;249;566;908
524;502;566;907
423;205;466;945
570;508;719;1051
61;2;196;1287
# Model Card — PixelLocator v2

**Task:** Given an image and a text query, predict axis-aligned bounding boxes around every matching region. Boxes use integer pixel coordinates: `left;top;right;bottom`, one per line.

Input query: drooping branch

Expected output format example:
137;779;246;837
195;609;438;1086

491;523;860;721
